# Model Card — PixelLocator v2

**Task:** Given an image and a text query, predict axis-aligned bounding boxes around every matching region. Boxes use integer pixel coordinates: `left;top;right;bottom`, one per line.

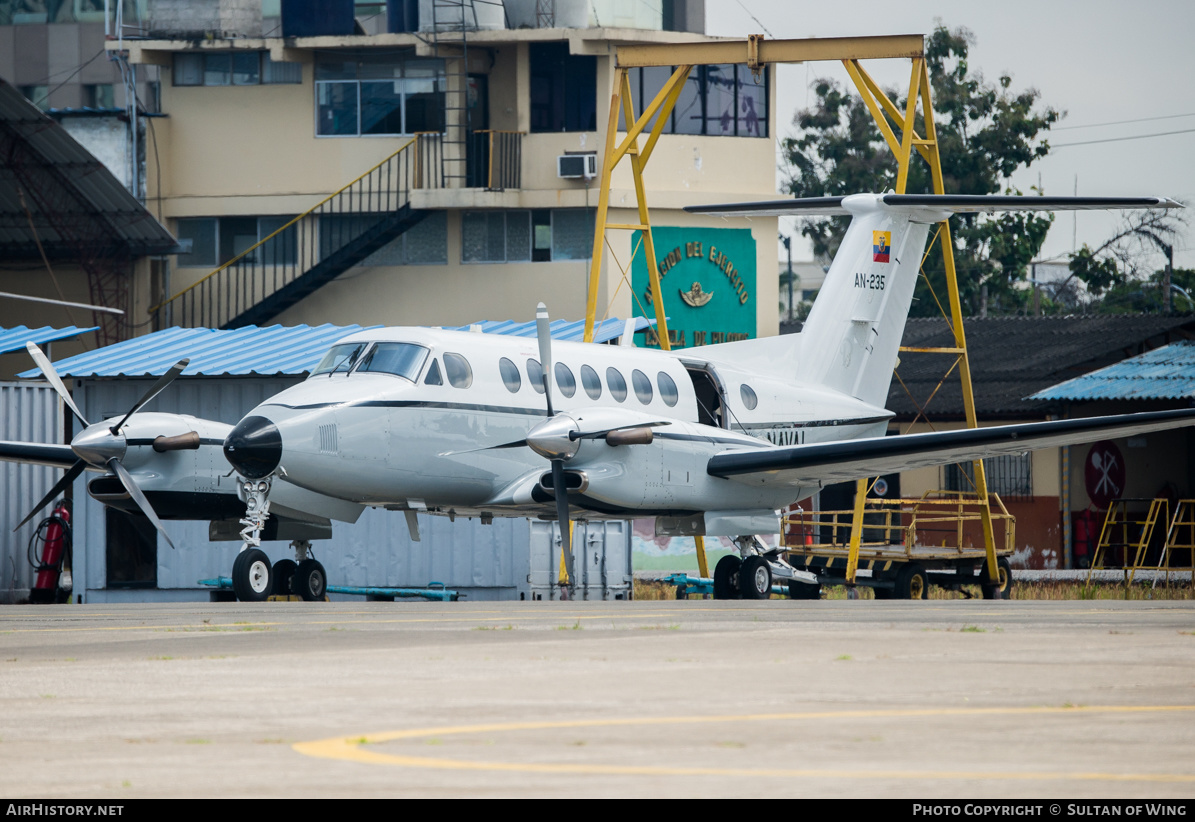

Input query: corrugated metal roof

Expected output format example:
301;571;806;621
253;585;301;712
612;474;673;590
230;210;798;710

0;78;178;257
0;325;99;356
1030;340;1195;401
19;318;651;378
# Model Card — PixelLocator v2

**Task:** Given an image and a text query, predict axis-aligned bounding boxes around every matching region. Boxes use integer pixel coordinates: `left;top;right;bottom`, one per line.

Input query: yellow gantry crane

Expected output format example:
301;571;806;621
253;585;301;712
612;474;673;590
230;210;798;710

581;34;1000;585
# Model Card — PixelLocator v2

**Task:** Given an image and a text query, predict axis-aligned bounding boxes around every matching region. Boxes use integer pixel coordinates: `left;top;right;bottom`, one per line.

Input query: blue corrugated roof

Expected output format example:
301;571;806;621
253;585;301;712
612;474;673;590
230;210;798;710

1030;340;1195;401
18;318;652;378
0;325;98;356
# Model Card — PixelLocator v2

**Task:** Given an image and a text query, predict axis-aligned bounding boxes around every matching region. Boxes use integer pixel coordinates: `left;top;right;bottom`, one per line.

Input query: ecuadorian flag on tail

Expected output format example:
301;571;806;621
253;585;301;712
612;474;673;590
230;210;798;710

872;230;891;263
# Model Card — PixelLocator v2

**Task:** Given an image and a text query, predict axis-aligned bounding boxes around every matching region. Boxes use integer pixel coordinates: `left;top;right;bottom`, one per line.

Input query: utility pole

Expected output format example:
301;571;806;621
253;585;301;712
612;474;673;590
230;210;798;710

780;234;794;322
1136;229;1174;313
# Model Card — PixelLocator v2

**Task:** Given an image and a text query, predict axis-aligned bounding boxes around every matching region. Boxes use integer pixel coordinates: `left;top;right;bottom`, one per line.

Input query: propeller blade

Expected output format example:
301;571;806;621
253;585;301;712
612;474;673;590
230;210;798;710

439;438;528;457
550;458;574;585
107;457;176;550
13;459;85;532
536;303;554;417
110;358;190;434
25;342;88;427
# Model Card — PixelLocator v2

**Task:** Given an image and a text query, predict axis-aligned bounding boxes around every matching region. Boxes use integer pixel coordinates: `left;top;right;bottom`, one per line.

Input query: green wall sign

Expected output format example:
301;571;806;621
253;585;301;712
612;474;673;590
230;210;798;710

631;227;756;349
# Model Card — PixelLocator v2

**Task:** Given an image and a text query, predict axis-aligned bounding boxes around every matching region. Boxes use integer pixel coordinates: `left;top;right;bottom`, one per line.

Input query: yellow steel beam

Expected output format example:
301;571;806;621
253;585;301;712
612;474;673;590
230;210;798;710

584;67;627;344
695;536;709;579
616;34;924;68
611;65;690;166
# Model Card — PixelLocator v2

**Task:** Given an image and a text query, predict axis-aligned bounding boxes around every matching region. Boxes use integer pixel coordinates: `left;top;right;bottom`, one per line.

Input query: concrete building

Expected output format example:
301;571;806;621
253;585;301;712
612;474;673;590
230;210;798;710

88;0;781;346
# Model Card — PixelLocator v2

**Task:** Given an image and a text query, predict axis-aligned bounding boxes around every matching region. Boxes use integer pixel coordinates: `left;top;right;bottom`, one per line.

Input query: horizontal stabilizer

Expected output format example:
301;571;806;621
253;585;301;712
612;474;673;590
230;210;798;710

685;193;1183;218
707;409;1195;488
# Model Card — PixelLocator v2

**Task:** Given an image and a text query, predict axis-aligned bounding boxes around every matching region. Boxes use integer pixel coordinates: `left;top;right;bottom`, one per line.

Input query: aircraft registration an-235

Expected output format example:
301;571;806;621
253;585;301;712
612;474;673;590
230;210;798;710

2;193;1189;602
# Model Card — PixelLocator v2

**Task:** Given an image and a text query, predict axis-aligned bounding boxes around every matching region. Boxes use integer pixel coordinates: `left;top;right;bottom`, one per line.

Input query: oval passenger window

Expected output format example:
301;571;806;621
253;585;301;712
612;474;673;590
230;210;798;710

632;370;653;404
499;357;521;393
555;362;576;398
443;353;473;388
527;359;545;394
606;367;627;402
740;384;758;410
580;365;602;400
657;372;679;407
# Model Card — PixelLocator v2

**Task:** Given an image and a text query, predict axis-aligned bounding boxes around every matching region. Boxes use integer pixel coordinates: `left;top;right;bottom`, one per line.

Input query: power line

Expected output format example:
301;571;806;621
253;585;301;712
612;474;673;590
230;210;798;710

1053;111;1195;131
734;0;773;37
1051;127;1195;148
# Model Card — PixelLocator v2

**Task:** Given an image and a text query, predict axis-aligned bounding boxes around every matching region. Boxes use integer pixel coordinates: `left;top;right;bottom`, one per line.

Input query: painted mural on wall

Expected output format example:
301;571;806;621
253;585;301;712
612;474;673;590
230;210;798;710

631;227;756;349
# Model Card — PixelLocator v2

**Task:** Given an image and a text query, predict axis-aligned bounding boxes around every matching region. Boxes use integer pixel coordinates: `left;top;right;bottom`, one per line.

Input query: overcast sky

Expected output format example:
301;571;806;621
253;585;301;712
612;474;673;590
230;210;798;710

703;0;1195;271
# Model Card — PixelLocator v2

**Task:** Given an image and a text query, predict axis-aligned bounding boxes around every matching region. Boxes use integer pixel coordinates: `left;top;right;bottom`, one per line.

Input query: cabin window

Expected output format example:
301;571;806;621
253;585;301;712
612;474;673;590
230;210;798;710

424;358;443;385
443;353;473;388
499;357;521;392
311;343;366;376
740;384;758;410
632;370;653;404
554;363;576;398
527;359;545;393
658;372;679;407
580;365;602;400
606;368;628;402
356;343;429;381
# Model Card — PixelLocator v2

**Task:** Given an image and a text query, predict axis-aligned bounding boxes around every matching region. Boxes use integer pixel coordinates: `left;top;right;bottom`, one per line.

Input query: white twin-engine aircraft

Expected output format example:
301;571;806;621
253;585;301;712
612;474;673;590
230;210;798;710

4;193;1191;602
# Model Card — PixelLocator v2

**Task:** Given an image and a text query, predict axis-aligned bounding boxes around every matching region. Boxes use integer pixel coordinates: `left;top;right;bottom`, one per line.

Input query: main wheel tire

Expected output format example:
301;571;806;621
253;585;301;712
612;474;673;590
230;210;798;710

894;563;929;600
980;557;1013;600
787;580;821;600
739;555;772;600
232;548;272;602
294;559;327;602
271;559;297;597
712;555;742;600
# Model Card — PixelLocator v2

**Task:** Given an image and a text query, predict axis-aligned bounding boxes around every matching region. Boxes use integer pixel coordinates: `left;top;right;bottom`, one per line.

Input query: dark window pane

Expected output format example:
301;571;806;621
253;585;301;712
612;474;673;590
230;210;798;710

404;74;444;133
264;55;302;84
529;42;596;132
424;358;443;385
705;64;736;135
674;67;703;134
640;65;674;133
204;54;231;86
317;82;358;135
174;53;203;86
554;362;576;398
606;368;627;402
175;218;216;267
311;343;366;375
219;216;259;264
499;357;521;392
531;210;551;262
550;210;593;261
580;365;601;400
232;52;260;85
258;216;297;266
357;343;428;381
737;65;767;137
361;80;404;134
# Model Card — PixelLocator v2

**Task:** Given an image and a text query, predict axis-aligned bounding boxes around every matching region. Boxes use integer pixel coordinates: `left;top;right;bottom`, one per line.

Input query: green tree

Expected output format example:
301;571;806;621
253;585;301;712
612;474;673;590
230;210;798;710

782;24;1060;317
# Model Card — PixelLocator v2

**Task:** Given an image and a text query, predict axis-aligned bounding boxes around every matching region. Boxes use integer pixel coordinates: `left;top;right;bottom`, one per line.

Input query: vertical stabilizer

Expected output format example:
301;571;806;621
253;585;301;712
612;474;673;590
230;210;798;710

796;196;929;407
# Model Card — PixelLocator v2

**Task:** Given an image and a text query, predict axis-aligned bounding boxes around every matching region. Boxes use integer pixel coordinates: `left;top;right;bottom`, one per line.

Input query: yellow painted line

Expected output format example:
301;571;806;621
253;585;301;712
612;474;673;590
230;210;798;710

295;705;1195;781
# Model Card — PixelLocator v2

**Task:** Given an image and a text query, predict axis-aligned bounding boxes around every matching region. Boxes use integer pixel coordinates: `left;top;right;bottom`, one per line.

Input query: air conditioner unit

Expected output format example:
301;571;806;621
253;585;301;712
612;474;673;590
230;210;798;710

557;154;597;180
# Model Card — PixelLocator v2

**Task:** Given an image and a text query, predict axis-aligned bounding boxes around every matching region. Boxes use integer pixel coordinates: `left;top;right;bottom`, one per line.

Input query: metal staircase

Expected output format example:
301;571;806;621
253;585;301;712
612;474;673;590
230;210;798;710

152;140;427;329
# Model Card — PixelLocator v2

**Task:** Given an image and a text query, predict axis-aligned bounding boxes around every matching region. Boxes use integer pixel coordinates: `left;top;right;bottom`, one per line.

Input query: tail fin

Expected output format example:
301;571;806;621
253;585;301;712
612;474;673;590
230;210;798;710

686;193;1180;407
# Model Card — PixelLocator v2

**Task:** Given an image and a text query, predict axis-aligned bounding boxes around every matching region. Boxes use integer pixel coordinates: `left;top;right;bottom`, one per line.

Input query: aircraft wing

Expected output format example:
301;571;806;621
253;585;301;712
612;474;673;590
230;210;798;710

684;194;1182;218
0;440;78;470
707;409;1195;488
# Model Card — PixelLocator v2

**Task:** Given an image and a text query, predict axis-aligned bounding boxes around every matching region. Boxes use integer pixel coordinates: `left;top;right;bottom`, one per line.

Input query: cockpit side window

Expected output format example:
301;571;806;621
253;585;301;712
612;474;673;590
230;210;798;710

356;343;429;381
311;343;366;376
424;358;443;385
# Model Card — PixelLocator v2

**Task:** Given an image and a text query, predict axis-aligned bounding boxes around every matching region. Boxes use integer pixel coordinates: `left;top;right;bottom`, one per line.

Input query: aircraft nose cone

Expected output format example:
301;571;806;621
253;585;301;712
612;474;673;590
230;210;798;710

72;423;126;466
223;415;282;479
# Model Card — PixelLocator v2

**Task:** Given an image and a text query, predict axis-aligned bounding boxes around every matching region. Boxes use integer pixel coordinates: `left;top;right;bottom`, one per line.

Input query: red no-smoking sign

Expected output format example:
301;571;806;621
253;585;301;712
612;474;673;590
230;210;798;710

1085;440;1125;508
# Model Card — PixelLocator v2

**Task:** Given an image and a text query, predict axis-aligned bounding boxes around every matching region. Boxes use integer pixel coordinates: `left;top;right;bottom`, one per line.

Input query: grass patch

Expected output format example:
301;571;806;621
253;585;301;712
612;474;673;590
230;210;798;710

960;625;986;633
556;620;583;631
835;654;853;661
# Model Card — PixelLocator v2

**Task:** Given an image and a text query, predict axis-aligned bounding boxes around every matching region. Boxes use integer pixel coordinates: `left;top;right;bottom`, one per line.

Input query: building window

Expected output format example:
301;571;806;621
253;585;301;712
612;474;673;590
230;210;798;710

82;84;115;108
19;85;49;110
622;64;768;138
529;42;596;132
945;454;1033;502
175;216;297;268
359;211;448;265
315;50;444;137
462;210;594;263
174;52;301;87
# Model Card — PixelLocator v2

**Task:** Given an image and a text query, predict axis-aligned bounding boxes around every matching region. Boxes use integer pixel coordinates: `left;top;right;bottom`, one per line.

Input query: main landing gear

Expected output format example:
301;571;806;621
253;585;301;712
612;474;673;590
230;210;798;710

712;536;821;600
228;476;327;602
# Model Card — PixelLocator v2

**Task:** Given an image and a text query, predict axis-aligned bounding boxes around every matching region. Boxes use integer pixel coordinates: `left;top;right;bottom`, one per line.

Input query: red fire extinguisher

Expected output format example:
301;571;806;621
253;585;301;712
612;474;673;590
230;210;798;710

29;501;71;604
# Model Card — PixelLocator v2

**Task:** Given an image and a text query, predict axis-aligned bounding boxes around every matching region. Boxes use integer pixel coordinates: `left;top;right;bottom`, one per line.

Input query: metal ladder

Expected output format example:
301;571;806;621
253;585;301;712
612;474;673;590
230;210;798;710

429;0;475;187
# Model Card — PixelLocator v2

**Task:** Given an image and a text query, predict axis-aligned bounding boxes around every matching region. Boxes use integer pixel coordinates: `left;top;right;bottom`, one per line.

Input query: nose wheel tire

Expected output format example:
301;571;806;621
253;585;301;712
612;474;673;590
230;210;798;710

739;555;772;599
232;548;272;602
294;559;327;602
712;555;741;600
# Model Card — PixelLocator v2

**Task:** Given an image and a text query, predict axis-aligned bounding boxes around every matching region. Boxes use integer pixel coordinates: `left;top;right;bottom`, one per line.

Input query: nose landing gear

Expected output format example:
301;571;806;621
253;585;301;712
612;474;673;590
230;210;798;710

711;536;820;600
231;477;274;602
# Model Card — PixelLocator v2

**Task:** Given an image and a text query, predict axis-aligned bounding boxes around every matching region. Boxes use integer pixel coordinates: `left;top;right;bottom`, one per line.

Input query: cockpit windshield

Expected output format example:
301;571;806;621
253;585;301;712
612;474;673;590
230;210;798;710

310;343;366;377
356;343;429;381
